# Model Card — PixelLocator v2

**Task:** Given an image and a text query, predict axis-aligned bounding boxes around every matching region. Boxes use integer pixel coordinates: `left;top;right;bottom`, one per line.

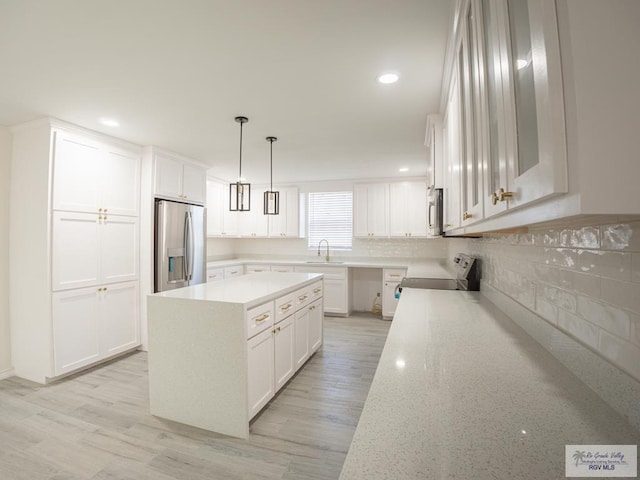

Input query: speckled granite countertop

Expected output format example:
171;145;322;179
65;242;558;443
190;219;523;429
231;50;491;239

339;289;640;479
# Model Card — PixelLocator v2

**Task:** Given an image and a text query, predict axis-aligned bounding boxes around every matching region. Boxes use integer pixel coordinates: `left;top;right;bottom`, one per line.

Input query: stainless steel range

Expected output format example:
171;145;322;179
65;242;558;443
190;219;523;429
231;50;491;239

398;254;480;293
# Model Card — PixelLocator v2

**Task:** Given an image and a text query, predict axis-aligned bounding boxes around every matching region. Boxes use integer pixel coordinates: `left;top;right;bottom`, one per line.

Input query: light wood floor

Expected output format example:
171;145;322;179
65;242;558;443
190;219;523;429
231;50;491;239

0;314;390;480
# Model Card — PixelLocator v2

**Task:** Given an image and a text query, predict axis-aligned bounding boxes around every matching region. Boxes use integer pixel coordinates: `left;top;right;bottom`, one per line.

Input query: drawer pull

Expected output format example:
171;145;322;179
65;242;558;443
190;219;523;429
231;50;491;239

280;303;292;312
313;288;321;294
254;313;270;324
389;274;401;278
298;295;308;302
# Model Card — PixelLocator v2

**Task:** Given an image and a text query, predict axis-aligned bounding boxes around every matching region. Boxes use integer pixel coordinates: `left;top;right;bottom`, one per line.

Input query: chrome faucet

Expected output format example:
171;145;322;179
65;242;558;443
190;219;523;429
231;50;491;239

317;239;330;262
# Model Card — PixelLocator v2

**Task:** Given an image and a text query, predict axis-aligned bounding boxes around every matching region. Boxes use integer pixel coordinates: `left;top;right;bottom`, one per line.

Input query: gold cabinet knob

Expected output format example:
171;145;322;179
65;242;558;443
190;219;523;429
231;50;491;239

493;188;513;205
463;211;472;220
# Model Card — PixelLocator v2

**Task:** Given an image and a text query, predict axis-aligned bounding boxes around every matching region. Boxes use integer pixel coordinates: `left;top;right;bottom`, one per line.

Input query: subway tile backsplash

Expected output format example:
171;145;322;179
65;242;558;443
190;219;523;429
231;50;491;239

469;221;640;383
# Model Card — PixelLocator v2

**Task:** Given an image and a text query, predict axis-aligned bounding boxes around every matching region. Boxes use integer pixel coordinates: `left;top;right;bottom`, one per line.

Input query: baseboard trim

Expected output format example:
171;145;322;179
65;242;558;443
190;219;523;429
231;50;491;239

0;367;15;380
481;281;640;431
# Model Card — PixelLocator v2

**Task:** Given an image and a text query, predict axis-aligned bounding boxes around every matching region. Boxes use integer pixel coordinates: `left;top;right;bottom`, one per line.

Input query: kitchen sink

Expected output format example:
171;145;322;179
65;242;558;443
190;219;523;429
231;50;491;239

305;260;344;264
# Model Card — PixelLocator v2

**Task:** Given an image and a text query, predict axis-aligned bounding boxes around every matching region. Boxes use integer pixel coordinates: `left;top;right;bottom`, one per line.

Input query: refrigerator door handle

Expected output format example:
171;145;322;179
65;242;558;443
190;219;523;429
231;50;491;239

184;211;193;281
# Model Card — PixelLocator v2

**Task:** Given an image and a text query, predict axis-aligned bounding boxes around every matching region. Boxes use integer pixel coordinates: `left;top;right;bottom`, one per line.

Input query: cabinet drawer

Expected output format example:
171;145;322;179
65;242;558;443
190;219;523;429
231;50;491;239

206;268;224;283
309;281;323;301
245;264;270;273
275;292;295;324
383;269;406;282
224;265;243;278
246;302;274;339
293;286;311;310
271;265;294;273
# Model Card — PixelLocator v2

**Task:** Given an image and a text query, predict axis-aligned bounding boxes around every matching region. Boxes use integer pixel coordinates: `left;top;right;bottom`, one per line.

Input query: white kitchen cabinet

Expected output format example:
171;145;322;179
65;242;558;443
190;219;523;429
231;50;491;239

10;119;142;384
224;265;244;278
271;264;294;273
52;130;140;217
294;266;350;316
389;182;428;237
382;269;406;319
245;264;270;274
354;183;389;238
52;212;138;291
153;150;206;204
52;281;139;376
206;180;225;236
206;267;224;283
308;299;323;354
441;0;567;233
294;306;310;370
238;187;269;237
268;187;300;237
274;315;295;390
247;327;275;419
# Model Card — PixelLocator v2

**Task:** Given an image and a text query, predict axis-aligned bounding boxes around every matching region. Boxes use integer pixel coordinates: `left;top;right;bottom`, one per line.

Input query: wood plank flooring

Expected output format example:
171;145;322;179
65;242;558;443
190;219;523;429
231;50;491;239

0;314;390;480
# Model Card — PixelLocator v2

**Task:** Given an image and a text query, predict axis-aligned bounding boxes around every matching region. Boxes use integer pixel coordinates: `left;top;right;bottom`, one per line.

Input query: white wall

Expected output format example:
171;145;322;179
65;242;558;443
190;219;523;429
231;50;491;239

0;127;12;376
464;221;640;383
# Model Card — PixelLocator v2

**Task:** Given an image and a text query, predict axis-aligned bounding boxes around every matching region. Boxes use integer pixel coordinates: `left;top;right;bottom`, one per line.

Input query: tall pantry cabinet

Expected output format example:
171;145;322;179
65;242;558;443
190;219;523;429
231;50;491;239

9;118;141;383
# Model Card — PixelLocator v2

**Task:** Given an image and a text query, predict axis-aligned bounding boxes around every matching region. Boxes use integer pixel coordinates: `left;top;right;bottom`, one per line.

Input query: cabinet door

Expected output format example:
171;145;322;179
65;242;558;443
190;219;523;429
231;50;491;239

247;327;275;419
182;163;206;204
52;131;101;213
238;187;269;237
388;183;408;237
206;181;224;236
100;147;140;217
444;72;463;231
100;281;139;357
154;154;184;200
353;184;370;238
382;281;400;319
274;316;295;391
52;212;101;291
268;187;299;237
323;278;347;315
52;287;101;375
368;184;389;237
405;182;428;236
294;307;310;371
100;215;139;284
308;299;323;354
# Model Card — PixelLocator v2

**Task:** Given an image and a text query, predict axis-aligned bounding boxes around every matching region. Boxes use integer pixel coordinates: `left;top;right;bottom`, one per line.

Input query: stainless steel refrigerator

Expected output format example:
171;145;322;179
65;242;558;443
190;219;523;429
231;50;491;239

154;199;206;293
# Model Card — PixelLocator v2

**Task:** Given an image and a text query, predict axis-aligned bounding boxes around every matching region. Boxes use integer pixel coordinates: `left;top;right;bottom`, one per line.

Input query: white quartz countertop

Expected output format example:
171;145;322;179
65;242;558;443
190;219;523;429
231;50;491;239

207;257;455;277
340;289;640;479
151;272;322;308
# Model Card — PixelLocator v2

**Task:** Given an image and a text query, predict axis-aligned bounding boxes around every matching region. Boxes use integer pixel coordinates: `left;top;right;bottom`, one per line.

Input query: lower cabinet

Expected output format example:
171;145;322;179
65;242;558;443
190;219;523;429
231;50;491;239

294;306;310;370
246;281;324;419
382;269;406;319
52;281;139;376
294;266;350;316
247;327;276;419
274;315;295;390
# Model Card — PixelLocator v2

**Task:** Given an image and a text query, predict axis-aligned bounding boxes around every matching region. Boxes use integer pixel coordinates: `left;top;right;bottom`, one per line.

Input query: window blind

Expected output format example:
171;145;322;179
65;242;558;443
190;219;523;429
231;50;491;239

307;191;353;250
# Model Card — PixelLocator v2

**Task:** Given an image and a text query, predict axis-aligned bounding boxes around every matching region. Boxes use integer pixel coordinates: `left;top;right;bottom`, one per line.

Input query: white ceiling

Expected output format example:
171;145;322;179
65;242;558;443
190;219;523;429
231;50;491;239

0;0;452;184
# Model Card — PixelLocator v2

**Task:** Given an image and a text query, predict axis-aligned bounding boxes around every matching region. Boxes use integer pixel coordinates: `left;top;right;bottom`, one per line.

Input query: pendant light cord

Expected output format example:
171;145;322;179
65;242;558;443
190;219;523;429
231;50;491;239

238;121;243;180
269;139;273;191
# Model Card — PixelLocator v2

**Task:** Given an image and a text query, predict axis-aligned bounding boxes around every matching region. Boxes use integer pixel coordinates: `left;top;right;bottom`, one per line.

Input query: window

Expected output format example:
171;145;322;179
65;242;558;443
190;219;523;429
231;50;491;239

307;191;353;250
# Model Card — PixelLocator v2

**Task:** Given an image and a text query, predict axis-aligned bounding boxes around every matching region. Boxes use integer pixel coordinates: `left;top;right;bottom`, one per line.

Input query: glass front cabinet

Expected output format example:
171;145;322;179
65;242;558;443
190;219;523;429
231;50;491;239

442;0;567;232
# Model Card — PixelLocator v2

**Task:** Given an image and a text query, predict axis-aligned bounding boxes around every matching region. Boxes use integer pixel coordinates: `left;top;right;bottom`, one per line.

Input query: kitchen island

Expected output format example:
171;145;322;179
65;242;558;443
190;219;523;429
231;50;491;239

340;288;640;479
147;272;323;439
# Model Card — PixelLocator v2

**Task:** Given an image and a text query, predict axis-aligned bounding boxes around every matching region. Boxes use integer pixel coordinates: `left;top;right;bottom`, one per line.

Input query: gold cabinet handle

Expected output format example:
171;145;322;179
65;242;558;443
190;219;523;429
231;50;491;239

389;274;401;278
280;303;292;312
98;208;103;212
104;209;108;213
298;295;308;302
463;211;472;220
313;288;321;294
255;313;270;324
493;188;513;205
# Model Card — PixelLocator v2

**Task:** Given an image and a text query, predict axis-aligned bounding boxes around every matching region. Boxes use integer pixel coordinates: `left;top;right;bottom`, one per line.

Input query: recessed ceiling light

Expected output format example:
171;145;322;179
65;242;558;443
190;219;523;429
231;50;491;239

99;118;119;127
377;73;399;84
399;167;409;172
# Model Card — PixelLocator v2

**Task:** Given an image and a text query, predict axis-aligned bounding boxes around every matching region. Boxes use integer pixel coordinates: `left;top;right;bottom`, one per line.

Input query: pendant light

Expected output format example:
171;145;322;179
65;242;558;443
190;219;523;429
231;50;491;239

229;116;251;211
264;136;280;215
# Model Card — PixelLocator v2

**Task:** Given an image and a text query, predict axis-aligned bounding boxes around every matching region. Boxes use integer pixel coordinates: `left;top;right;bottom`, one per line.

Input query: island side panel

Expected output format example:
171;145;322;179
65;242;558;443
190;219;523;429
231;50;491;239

148;296;248;438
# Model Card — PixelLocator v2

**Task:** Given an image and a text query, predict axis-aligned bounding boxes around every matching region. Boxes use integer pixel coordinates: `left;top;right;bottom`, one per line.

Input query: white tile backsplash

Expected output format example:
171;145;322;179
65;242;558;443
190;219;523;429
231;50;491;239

469;221;640;383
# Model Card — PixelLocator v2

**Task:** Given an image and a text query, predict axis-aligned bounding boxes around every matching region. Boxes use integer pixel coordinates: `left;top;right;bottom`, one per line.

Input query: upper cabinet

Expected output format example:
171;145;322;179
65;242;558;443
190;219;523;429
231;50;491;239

206;180;299;238
52;130;140;217
354;183;389;238
441;0;568;233
153;150;206;204
388;182;428;237
268;187;300;238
